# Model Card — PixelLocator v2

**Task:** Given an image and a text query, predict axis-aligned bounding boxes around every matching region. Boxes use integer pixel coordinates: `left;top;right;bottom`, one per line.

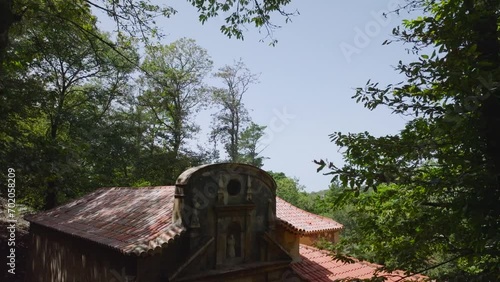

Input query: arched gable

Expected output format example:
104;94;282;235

176;163;276;194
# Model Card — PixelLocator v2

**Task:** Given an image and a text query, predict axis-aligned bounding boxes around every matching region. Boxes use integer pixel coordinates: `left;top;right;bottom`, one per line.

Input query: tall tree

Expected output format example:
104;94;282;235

317;1;500;280
238;122;267;167
210;60;258;162
139;38;213;159
3;2;137;209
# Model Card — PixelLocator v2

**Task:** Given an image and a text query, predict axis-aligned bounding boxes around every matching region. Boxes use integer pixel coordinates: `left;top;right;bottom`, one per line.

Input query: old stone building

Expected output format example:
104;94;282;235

25;163;426;281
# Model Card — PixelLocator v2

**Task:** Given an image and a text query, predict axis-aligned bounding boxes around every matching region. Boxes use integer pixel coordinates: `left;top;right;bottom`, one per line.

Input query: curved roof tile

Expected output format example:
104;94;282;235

276;197;343;235
292;244;428;281
26;188;344;256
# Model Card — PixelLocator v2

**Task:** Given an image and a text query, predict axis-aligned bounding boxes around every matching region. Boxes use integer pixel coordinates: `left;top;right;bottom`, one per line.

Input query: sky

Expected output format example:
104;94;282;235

96;0;421;192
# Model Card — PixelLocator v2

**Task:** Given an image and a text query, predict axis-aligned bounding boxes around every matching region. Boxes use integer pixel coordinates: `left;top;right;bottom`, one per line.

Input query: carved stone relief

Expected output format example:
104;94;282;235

217;174;226;205
246;175;253;201
226;221;242;259
190;208;200;228
226;234;236;258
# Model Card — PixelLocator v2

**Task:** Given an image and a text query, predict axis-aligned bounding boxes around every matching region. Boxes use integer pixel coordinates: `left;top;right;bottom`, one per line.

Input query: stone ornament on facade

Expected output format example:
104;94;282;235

190;208;200;228
246;175;253;201
227;234;236;258
217;174;226;204
173;185;184;223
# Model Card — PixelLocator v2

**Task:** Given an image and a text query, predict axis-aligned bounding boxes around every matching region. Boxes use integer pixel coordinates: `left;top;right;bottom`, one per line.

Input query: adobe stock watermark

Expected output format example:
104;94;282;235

432;75;498;136
339;0;403;63
412;75;498;153
260;106;296;148
6;168;17;276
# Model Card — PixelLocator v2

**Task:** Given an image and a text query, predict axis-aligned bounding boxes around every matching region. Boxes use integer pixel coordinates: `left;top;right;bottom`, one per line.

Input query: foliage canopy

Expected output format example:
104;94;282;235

317;0;500;280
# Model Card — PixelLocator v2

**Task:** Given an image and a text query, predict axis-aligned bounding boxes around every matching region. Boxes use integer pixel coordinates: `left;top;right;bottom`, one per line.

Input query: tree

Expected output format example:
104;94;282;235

139;38;213;159
0;0;296;64
210;59;258;162
268;171;312;210
2;1;235;212
0;0;171;64
317;1;500;280
238;122;267;167
1;1;137;209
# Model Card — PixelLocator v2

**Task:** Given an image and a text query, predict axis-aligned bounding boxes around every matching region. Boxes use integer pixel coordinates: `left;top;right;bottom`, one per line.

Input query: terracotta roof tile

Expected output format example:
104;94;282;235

25;186;185;256
276;197;343;234
292;244;428;281
26;190;346;257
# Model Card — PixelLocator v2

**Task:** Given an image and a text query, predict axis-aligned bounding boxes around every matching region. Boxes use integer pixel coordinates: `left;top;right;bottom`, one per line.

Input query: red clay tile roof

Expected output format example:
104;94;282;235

26;189;343;256
292;244;428;282
25;186;185;256
276;197;343;235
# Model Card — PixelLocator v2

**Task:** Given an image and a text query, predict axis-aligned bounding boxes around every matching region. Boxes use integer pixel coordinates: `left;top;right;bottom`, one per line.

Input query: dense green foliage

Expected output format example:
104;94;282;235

3;0;499;280
269;171;311;208
139;38;213;159
238;122;267;167
1;0;141;209
0;0;296;64
0;1;269;210
316;0;500;280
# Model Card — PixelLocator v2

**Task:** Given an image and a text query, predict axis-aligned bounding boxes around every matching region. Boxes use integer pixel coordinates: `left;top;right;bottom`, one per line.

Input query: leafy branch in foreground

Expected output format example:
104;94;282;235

316;0;500;280
1;0;297;65
189;0;298;45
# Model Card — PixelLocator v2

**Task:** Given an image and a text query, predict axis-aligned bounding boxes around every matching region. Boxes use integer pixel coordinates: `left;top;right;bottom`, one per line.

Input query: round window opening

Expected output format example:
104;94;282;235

227;179;241;196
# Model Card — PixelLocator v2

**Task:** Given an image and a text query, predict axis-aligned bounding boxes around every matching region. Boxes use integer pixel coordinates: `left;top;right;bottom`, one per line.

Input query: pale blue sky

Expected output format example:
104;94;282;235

97;0;420;191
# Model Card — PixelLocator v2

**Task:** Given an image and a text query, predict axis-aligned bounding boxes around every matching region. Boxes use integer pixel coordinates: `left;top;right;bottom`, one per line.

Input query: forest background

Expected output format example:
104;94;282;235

1;0;499;281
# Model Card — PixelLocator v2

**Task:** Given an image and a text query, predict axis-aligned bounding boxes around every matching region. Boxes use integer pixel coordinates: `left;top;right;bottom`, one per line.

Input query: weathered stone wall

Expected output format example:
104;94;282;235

173;163;287;281
275;226;301;262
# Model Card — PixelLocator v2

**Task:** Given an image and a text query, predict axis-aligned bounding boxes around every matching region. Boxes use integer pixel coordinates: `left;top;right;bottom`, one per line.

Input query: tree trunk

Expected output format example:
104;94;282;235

467;2;500;267
44;111;61;210
44;181;57;210
0;0;21;64
470;3;500;186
